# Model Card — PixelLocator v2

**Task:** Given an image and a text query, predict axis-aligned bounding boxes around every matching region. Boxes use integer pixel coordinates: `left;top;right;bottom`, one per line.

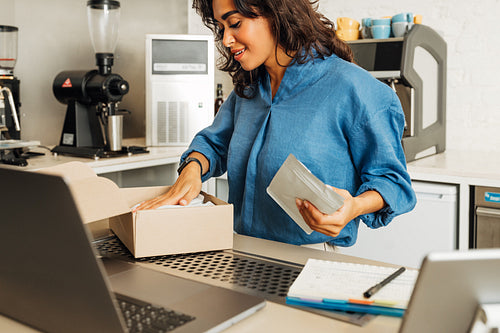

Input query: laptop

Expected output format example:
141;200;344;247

400;248;500;333
0;167;265;333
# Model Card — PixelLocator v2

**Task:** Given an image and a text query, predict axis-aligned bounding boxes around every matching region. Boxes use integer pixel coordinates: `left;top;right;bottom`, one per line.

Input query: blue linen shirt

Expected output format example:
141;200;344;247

182;53;416;247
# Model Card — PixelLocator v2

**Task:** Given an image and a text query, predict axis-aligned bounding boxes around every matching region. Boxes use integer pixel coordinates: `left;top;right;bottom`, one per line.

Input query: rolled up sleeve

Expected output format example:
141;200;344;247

348;94;416;228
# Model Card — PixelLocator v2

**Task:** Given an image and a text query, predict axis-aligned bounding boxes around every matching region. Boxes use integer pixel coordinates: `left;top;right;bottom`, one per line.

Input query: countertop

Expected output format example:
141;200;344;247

407;149;500;187
7;144;499;186
0;139;188;175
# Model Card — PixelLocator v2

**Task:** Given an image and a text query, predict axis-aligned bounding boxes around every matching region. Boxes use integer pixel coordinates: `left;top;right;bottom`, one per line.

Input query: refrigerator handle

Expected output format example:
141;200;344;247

476;207;500;218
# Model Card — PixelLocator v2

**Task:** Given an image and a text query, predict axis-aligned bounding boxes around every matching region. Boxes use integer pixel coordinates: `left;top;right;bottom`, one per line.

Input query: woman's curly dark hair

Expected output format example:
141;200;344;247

193;0;353;98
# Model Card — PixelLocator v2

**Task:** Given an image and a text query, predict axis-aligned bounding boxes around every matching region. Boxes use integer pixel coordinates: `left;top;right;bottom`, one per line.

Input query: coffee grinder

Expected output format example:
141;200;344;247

52;0;147;159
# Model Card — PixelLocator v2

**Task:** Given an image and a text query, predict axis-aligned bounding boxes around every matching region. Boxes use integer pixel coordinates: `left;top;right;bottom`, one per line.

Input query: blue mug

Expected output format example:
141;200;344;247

406;12;414;23
392;12;414;23
371;25;391;39
372;18;391;26
392;13;407;23
361;18;372;39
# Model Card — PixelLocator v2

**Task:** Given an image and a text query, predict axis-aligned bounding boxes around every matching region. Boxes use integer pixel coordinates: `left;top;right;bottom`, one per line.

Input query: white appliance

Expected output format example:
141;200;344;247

341;181;458;268
146;34;214;146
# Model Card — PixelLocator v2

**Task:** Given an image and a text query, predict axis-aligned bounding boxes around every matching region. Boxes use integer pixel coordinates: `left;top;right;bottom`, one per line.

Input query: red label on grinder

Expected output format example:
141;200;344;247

62;78;72;88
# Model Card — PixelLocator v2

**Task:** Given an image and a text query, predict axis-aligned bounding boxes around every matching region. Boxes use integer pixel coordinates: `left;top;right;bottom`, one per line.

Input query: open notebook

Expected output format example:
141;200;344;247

286;259;418;317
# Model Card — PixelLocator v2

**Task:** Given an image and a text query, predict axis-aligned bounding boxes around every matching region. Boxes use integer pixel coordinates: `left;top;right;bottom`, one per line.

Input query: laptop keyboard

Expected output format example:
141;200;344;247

116;293;195;332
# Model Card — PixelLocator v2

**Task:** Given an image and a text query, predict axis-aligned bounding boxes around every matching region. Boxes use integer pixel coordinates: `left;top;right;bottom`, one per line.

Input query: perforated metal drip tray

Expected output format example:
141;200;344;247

94;236;374;326
95;236;301;302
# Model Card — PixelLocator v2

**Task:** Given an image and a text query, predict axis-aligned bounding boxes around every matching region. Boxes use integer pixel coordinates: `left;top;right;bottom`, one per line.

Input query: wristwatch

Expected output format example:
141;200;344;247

177;157;203;177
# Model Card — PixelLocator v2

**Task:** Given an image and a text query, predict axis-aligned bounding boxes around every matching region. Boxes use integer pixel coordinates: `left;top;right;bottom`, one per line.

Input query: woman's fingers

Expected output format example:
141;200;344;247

134;173;202;211
295;198;344;237
133;187;189;211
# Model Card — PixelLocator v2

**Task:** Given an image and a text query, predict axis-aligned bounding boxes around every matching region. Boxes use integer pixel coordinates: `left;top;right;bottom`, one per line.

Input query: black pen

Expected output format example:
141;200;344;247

363;267;406;298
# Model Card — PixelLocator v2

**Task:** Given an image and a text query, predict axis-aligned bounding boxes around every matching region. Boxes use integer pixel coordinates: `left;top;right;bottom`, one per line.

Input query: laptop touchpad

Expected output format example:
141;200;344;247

108;266;210;306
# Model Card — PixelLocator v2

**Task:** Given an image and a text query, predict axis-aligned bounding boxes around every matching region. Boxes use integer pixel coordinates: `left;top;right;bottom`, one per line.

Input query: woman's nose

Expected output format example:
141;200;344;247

223;30;235;48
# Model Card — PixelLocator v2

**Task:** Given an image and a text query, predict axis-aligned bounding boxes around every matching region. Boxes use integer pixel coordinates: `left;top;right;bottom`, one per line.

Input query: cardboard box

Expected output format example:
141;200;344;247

38;162;234;258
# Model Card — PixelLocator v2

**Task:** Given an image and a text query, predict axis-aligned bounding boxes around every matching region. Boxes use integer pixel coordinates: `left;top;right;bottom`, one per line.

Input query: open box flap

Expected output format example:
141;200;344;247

37;161;131;223
37;161;99;182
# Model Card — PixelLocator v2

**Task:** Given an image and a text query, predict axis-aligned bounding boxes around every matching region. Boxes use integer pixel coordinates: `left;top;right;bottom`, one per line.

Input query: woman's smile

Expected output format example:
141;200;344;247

232;47;246;61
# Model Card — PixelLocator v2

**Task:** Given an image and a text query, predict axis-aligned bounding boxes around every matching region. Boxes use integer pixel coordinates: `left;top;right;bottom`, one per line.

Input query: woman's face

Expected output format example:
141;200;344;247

212;0;277;71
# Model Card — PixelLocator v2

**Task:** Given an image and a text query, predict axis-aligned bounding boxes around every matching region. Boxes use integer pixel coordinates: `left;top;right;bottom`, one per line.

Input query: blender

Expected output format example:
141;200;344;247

52;0;147;159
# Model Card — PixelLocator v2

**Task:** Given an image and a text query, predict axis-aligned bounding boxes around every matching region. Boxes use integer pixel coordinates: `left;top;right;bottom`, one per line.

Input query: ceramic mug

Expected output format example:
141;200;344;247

336;29;359;41
414;14;423;24
392;21;408;37
372;18;391;26
392;12;414;23
337;17;360;30
392;13;407;23
406;12;414;23
361;18;372;39
371;25;391;39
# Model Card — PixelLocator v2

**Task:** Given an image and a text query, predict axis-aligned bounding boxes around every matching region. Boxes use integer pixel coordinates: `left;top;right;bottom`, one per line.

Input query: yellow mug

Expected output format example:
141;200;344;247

336;29;359;41
414;14;422;24
337;17;360;30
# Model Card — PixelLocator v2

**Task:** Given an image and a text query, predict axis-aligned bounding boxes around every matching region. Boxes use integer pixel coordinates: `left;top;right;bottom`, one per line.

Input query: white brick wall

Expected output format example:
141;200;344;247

318;0;500;153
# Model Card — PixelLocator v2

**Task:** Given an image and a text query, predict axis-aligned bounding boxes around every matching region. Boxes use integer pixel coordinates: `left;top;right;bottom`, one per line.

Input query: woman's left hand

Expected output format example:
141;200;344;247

295;186;356;237
295;186;385;238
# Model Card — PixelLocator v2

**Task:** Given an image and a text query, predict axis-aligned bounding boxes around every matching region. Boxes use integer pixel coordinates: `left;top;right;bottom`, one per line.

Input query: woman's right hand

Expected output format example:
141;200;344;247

133;160;203;211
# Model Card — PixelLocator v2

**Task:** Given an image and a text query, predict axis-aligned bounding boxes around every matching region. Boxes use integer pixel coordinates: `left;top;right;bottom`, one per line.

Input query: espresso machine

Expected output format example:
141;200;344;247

0;25;41;166
347;24;447;162
52;0;147;159
0;25;21;141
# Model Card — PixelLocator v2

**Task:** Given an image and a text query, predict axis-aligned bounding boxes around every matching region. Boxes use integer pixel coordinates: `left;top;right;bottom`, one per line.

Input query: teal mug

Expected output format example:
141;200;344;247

372;18;391;26
392;12;414;23
371;25;391;39
361;18;372;39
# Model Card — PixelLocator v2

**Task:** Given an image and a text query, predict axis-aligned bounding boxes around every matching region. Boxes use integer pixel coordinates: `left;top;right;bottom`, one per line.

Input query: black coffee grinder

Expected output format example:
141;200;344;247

52;0;147;159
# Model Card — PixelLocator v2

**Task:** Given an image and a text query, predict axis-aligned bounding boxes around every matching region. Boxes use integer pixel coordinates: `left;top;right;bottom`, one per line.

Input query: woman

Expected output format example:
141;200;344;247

138;0;416;248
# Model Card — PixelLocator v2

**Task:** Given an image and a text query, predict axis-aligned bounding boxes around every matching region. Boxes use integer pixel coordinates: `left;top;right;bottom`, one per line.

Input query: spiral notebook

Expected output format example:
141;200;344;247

286;259;419;317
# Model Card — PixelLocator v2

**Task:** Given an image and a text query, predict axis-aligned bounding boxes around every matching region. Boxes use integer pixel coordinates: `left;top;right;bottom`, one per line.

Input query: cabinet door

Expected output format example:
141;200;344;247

340;181;458;268
100;164;177;188
215;174;229;202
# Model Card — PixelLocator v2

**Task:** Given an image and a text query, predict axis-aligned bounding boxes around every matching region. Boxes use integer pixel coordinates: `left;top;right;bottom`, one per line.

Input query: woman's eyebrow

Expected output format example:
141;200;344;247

221;10;239;20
